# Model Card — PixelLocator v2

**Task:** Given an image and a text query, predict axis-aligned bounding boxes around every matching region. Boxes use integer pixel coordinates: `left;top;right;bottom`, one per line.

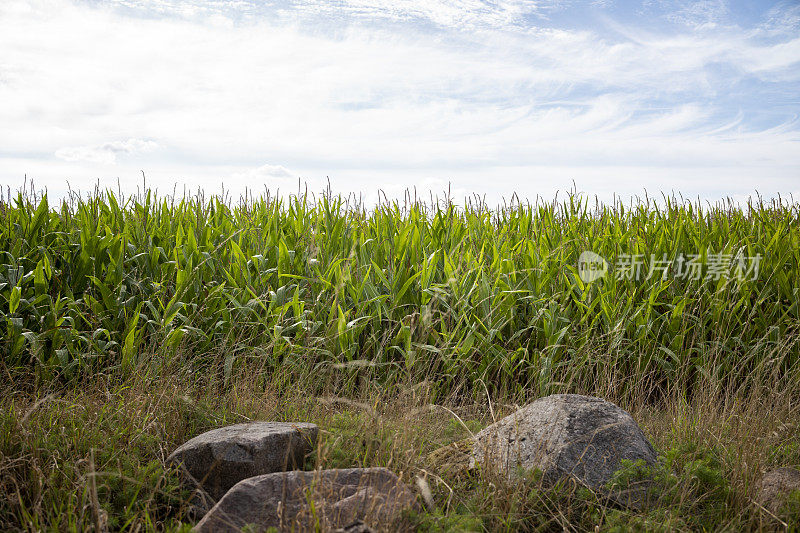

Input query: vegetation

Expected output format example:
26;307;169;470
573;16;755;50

2;186;799;531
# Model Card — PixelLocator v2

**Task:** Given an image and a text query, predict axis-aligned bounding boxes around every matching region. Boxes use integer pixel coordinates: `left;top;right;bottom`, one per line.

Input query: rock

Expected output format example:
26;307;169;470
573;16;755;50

471;394;657;494
168;422;318;502
334;520;376;532
757;467;800;516
194;467;418;532
427;438;474;477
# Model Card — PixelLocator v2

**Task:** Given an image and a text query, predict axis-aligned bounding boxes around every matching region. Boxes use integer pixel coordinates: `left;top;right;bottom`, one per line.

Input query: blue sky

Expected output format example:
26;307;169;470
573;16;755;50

1;0;798;203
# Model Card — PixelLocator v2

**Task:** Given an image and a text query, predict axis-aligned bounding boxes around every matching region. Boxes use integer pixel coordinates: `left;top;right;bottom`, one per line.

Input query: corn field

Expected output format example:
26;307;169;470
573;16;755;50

2;188;798;397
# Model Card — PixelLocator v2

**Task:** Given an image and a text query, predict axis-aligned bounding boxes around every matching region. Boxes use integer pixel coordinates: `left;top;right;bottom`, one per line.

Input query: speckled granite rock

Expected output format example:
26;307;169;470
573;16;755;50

471;394;657;494
168;421;318;503
757;467;800;516
194;467;417;532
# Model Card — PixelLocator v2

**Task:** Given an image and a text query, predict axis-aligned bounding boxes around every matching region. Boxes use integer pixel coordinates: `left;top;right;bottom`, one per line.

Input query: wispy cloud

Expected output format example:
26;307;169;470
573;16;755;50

54;139;157;164
662;0;730;28
286;0;546;30
104;0;551;29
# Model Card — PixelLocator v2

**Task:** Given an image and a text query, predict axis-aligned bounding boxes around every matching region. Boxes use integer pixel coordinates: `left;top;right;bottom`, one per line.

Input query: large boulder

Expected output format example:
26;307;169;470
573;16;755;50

471;394;657;493
757;467;800;516
194;467;418;532
168;422;318;502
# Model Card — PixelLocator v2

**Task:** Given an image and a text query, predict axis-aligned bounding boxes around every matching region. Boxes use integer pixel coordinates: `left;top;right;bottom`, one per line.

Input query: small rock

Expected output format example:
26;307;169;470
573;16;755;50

757;467;800;516
471;394;657;495
194;467;418;532
168;422;318;502
427;438;474;477
334;520;376;532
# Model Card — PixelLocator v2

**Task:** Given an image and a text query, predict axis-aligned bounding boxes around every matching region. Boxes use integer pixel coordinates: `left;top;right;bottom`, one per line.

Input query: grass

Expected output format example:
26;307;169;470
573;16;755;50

2;186;799;531
2;361;798;531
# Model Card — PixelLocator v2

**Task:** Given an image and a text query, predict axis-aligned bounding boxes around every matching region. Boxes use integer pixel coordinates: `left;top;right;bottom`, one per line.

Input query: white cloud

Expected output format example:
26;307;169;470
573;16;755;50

287;0;546;30
663;0;729;28
230;163;296;186
756;2;800;38
103;0;550;29
0;0;798;203
55;139;158;164
248;164;293;179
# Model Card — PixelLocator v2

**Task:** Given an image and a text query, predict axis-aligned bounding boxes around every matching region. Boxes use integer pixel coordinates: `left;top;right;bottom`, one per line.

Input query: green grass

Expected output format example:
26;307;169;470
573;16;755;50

2;187;799;531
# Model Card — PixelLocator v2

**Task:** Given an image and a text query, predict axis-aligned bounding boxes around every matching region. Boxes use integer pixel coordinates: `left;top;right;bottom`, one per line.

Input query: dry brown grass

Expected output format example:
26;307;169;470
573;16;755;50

2;356;799;532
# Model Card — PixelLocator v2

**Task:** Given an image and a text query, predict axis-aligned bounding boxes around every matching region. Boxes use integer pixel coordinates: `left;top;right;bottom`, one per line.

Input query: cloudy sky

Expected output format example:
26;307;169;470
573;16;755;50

1;0;799;203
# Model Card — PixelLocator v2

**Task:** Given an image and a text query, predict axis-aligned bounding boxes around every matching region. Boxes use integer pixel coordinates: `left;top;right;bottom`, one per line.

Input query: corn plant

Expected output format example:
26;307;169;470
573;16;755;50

1;188;797;396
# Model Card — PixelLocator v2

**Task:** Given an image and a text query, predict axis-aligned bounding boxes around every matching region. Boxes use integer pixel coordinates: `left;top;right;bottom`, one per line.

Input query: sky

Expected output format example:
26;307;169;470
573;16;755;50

1;0;799;204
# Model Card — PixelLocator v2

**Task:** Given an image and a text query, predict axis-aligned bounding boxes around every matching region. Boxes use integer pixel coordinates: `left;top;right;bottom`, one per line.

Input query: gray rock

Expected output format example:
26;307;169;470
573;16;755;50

427;438;473;477
471;394;657;493
757;467;800;516
168;422;318;502
333;520;376;532
194;467;418;532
